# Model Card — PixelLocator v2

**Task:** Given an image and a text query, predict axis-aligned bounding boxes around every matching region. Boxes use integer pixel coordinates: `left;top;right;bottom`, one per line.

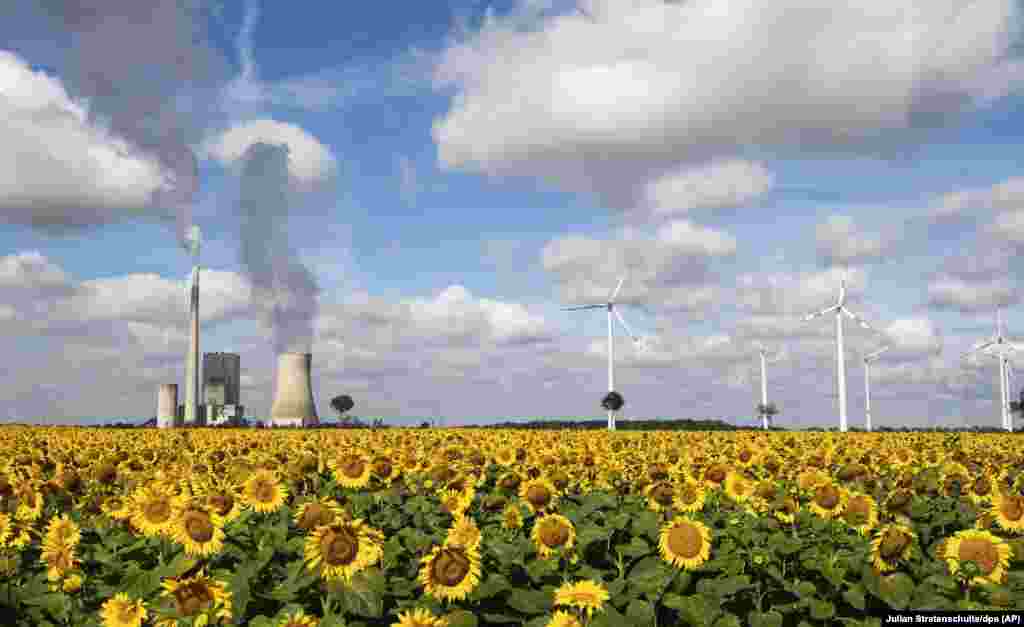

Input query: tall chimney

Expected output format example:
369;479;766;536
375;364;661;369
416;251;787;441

270;352;319;427
183;264;201;426
157;384;179;428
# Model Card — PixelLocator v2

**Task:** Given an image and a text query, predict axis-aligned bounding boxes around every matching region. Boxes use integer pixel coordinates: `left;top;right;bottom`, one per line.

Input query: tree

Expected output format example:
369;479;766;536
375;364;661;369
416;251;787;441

757;402;780;426
330;395;355;425
1011;388;1024;424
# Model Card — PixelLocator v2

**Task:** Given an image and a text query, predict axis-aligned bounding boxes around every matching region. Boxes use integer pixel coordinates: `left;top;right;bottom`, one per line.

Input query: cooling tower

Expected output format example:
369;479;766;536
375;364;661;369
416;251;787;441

270;352;319;428
157;384;179;429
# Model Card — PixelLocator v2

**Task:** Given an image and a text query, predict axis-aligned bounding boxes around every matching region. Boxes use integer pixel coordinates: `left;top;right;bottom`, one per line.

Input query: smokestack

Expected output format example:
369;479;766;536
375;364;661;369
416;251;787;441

270;353;319;427
157;384;179;429
183;262;201;426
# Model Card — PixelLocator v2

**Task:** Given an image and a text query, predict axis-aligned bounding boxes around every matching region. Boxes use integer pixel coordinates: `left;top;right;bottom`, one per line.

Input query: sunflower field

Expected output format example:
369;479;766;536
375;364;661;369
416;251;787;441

1;426;1023;627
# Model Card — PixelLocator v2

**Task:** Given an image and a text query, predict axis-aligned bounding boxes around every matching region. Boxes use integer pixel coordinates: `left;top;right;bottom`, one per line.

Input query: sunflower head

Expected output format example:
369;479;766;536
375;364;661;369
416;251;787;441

243;469;288;514
391;607;447;627
99;592;148;627
277;609;319;627
842;492;879;536
645;481;675;512
445;515;482;551
553;579;609;619
519;477;558;514
418;544;482;602
532;513;576;559
943;529;1012;586
659;517;712;570
808;482;847;520
161;570;232;624
992;493;1024;533
870;524;916;572
171;501;225;557
304;518;384;582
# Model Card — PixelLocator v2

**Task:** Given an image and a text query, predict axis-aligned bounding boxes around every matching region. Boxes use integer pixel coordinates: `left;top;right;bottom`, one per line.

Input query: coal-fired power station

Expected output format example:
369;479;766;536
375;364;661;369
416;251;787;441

270;352;319;428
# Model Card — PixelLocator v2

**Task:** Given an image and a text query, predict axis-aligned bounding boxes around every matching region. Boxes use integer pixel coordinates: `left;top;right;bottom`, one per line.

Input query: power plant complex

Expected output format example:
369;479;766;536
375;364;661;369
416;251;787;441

156;225;319;428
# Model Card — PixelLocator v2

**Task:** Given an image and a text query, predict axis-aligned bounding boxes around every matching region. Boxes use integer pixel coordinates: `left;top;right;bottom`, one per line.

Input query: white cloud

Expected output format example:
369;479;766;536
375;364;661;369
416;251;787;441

202;119;337;189
644;160;774;216
932;176;1024;219
927;275;1018;312
0;51;171;228
432;0;1022;206
815;215;889;266
542;222;736;309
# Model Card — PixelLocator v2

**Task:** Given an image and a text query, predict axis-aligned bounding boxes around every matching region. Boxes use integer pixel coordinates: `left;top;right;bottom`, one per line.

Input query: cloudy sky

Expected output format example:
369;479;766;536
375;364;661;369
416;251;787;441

2;0;1024;429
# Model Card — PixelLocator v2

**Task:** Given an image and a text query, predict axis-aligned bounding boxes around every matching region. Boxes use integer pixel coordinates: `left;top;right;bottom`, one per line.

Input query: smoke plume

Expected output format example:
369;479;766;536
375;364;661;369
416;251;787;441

35;0;228;247
237;142;320;354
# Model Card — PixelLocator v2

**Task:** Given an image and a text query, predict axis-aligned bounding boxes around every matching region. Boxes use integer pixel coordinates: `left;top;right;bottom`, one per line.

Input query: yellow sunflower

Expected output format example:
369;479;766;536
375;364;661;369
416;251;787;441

644;481;676;513
519;477;559;514
842;491;879;536
532;513;576;559
99;592;147;627
942;529;1012;586
659;517;712;570
159;570;232;626
438;489;472;518
418;544;482;602
992;493;1024;534
673;479;707;514
242;469;288;513
870;524;916;572
129;483;178;537
391;607;448;627
277;608;319;627
170;501;225;557
293;497;345;532
0;512;11;548
544;611;583;627
502;503;523;531
44;514;82;548
553;579;609;619
723;472;754;504
41;538;79;582
101;495;133;521
808;481;847;520
305;519;384;582
332;454;372;489
445;515;482;552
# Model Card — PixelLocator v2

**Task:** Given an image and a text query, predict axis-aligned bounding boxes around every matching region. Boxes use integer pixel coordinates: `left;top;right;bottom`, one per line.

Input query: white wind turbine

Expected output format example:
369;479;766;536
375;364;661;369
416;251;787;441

562;278;640;431
860;345;889;432
964;308;1018;431
801;275;876;433
754;342;785;430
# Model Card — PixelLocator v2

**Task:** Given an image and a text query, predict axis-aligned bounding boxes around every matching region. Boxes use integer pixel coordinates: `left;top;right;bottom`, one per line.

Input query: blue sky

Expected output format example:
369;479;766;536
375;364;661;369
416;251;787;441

2;0;1024;428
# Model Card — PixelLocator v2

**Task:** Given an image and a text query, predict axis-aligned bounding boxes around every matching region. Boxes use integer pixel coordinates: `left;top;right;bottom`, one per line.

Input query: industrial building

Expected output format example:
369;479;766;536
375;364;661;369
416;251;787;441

203;352;244;426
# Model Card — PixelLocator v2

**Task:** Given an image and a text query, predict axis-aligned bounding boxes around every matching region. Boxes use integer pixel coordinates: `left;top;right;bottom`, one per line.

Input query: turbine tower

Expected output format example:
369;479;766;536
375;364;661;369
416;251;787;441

861;345;889;432
754;342;784;430
964;308;1018;431
801;275;875;433
562;278;641;431
183;225;202;427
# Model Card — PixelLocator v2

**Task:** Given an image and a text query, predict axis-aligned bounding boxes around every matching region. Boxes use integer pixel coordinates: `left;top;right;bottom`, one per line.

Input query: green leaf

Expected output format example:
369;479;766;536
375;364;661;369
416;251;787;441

619;536;652;559
591;604;632;627
843;584;866;611
577;524;611;550
343;571;385;618
712;575;753;597
664;593;720;627
808;599;835;621
877;572;915;610
526;557;560;583
506;588;553;615
632;510;661;543
445;610;478;627
470;573;510;601
626;599;656;627
713;614;742;627
747;610;784;627
792;580;817;599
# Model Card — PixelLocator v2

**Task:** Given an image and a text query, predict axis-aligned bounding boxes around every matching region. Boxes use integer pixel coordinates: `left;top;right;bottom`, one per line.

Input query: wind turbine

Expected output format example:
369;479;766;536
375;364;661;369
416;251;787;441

965;308;1018;431
562;278;640;431
754;342;785;430
861;345;889;432
801;275;875;433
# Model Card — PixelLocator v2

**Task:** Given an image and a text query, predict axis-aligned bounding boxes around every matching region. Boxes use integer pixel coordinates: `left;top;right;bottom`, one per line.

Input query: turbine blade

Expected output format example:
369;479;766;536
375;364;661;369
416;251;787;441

612;307;637;341
842;307;874;331
964;340;995;358
865;345;890;361
562;304;606;311
802;305;838;322
609;277;625;303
